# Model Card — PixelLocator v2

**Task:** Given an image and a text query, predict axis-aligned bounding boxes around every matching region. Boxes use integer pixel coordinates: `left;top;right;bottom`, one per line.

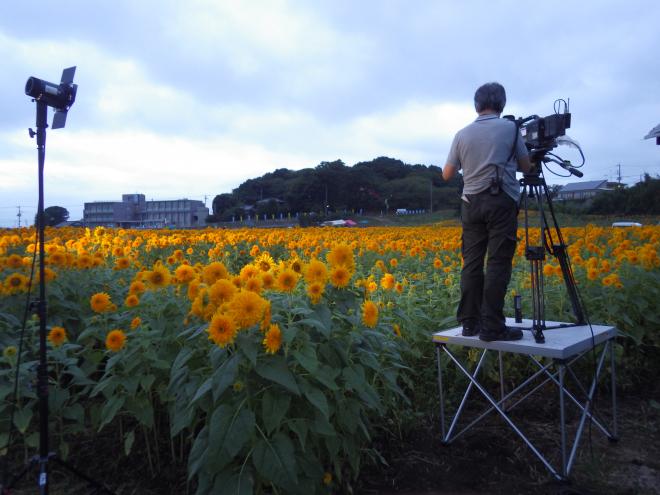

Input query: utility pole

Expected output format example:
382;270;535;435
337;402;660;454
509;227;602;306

17;206;22;227
204;195;208;206
617;163;622;185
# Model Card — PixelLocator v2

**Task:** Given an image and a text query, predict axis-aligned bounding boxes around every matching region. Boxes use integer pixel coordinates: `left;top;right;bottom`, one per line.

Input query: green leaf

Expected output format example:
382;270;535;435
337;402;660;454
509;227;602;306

255;356;300;396
212;352;240;402
188;425;209;479
207;405;255;470
14;406;33;433
311;364;340;391
98;395;125;431
301;381;329;419
288;418;309;451
191;377;213;404
262;390;291;434
237;332;258;366
212;469;254;495
140;373;156;392
62;403;85;424
292;345;318;374
252;432;298;488
65;366;95;386
124;430;135;456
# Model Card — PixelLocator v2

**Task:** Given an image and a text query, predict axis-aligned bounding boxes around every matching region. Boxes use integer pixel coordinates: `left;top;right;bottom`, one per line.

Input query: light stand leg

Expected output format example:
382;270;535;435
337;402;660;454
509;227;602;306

35;101;50;495
610;341;618;440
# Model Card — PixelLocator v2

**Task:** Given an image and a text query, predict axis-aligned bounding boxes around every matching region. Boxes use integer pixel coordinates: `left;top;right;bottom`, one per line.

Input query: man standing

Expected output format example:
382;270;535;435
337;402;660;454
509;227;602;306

443;82;532;341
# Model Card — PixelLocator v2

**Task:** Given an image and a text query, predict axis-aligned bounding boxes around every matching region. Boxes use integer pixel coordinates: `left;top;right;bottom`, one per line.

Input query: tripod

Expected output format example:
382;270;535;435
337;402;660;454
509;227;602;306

3;88;114;495
518;163;585;344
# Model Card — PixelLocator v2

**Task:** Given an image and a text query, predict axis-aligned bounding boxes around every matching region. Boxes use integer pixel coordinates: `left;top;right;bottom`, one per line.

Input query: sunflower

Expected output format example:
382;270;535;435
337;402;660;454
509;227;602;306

255;252;275;272
47;252;66;266
263;323;282;354
276;268;299;293
90;292;112;313
207;313;237;348
329;266;351;288
105;329;126;352
209;279;237;305
361;300;379;328
260;271;275;290
239;264;259;281
306;281;324;304
129;280;146;295
3;346;18;359
6;254;24;269
326;244;354;269
290;258;303;274
380;273;395;290
304;259;328;284
125;294;139;307
4;273;29;294
203;262;229;284
392;323;402;337
147;264;171;288
244;276;263;294
227;290;267;330
130;316;142;329
114;257;131;270
48;326;67;347
174;264;196;284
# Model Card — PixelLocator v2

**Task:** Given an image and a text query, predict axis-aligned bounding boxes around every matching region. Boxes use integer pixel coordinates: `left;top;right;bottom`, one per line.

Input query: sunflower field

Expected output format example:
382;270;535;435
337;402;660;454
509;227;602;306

1;224;659;493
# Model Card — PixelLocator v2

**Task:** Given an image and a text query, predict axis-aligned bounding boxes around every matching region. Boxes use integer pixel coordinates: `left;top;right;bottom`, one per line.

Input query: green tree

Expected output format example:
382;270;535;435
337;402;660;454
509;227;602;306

35;206;69;227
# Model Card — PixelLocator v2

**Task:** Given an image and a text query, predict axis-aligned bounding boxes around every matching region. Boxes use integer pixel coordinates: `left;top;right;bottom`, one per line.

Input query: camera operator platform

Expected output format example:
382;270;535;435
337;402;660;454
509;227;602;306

433;319;618;480
434;98;619;480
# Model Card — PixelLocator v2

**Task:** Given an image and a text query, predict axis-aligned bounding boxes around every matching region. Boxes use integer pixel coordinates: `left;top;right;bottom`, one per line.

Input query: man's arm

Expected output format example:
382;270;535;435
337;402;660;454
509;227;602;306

442;163;458;181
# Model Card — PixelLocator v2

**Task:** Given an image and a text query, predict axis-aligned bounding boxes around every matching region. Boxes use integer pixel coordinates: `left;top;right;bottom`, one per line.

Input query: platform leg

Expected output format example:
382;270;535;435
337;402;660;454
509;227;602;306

436;345;446;440
558;362;567;478
610;340;618;440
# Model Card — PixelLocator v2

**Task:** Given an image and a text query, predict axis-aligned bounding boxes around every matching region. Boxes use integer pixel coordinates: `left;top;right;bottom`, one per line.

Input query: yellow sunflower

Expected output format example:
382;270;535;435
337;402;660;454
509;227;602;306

276;268;300;293
203;261;229;284
105;329;126;352
147;264;171;288
90;292;112;313
125;294;139;308
174;264;196;284
326;244;354;269
130;316;142;329
48;326;67;347
209;279;237;305
263;323;282;354
361;300;379;328
4;273;29;294
228;290;267;330
304;259;328;284
329;266;351;288
306;281;324;304
207;313;238;348
380;273;395;290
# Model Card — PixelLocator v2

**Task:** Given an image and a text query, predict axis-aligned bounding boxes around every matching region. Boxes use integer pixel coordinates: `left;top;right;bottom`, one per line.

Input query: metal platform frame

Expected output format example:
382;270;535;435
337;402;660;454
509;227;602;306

434;319;619;480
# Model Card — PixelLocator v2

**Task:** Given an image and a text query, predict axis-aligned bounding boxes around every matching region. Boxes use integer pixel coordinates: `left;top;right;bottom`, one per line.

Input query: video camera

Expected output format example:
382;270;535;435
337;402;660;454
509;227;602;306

504;99;583;177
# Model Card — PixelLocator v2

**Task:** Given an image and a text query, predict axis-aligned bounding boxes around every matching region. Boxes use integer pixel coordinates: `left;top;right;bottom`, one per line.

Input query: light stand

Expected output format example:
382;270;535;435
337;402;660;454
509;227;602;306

519;157;585;344
2;68;113;495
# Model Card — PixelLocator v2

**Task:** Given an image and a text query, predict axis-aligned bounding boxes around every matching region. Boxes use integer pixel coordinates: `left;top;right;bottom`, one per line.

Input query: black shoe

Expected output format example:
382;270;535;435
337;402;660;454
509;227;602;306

461;320;481;337
479;326;523;342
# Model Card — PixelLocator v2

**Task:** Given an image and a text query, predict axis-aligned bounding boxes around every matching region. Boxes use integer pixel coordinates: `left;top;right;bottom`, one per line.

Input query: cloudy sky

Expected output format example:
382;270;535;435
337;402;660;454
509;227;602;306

1;0;659;227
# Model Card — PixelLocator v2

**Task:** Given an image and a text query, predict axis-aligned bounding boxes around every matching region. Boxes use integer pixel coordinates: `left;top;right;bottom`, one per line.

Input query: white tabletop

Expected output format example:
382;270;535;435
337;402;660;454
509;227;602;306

432;318;617;359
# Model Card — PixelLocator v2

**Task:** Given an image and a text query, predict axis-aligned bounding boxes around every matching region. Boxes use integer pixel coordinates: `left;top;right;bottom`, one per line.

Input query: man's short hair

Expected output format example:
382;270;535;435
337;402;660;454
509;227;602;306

474;82;507;113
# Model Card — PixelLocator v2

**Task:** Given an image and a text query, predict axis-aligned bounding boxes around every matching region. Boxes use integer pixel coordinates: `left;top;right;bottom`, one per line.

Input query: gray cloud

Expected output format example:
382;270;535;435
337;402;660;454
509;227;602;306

1;0;658;227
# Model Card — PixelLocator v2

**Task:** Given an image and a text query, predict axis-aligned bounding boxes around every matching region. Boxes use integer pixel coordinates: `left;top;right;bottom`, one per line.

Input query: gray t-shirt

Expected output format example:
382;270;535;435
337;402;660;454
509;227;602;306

446;114;528;202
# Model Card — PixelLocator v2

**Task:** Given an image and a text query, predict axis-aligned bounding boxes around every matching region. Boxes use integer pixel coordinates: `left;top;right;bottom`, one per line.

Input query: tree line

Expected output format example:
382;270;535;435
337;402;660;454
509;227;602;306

208;157;463;222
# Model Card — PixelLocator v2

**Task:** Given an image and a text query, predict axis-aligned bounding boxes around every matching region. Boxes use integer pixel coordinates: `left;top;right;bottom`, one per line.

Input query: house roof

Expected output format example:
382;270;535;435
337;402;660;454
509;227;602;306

644;123;660;139
559;180;608;193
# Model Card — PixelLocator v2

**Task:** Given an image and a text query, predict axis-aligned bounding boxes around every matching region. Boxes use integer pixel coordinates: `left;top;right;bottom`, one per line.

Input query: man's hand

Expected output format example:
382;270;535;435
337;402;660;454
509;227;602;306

442;163;458;181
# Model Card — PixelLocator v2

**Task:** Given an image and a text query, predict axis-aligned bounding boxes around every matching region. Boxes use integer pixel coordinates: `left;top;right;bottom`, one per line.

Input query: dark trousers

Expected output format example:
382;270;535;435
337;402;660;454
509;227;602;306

457;190;518;332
